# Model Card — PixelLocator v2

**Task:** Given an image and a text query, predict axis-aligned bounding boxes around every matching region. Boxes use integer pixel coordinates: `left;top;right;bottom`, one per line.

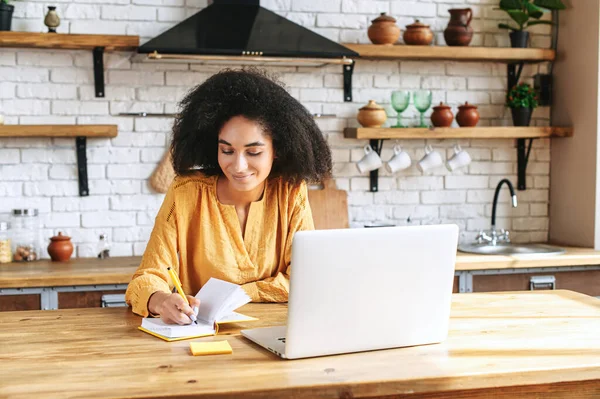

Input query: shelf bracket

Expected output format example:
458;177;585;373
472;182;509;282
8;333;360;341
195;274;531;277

343;61;354;102
76;136;89;197
507;61;524;90
517;138;534;190
369;139;384;192
93;47;105;98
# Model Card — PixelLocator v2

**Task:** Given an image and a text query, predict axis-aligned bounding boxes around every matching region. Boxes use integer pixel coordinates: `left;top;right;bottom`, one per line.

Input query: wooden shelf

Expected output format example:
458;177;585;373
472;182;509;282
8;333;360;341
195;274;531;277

343;44;555;63
344;127;573;140
0;32;139;98
0;125;117;138
0;32;139;51
0;124;118;197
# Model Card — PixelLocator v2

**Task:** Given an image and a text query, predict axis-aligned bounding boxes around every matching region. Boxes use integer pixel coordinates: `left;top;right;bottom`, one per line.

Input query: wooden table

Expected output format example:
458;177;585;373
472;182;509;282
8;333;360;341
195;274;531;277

0;290;599;398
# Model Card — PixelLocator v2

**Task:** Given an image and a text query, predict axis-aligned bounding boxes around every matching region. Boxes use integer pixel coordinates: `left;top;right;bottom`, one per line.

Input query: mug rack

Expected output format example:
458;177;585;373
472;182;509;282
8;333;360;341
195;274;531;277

346;126;574;193
368;137;531;193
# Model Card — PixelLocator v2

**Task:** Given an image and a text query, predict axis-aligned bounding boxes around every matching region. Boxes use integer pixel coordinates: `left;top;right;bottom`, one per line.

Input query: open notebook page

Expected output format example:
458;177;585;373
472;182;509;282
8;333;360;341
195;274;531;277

195;278;251;323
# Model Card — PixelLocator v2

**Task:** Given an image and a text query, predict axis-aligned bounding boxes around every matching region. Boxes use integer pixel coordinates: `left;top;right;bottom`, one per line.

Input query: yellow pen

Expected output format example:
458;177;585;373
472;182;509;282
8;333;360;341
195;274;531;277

167;267;198;324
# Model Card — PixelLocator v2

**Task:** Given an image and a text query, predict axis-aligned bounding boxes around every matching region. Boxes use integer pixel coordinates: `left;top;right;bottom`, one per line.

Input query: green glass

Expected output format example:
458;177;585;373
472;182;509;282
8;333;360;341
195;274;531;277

391;91;410;128
413;90;433;128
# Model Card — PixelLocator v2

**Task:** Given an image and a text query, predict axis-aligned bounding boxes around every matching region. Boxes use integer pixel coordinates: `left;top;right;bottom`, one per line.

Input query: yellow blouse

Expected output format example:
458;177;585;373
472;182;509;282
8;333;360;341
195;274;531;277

125;173;314;317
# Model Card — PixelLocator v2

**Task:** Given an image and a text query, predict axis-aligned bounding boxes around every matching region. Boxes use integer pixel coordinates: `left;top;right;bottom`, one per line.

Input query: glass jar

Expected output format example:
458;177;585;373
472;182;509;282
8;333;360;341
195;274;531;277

11;209;40;262
0;222;12;264
97;233;110;259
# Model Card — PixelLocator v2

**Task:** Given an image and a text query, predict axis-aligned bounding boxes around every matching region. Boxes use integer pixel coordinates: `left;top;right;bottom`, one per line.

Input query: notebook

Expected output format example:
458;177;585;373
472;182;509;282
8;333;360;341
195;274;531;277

139;278;257;341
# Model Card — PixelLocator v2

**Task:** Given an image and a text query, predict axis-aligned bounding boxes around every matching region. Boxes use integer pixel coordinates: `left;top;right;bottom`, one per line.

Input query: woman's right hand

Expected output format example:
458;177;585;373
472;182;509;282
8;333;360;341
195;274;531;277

148;291;201;325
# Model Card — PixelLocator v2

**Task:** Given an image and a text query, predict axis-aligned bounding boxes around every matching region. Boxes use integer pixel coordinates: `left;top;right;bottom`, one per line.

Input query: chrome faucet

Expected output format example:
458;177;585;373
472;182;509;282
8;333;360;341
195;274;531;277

476;178;518;246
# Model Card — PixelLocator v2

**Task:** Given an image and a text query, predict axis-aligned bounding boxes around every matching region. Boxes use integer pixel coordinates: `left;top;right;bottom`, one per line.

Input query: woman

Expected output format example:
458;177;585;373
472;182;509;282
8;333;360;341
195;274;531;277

125;68;332;325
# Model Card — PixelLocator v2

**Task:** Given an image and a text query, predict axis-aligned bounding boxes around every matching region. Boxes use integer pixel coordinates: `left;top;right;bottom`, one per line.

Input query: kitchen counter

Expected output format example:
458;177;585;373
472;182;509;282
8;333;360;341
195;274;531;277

454;246;600;271
1;247;600;289
0;256;139;288
1;290;599;398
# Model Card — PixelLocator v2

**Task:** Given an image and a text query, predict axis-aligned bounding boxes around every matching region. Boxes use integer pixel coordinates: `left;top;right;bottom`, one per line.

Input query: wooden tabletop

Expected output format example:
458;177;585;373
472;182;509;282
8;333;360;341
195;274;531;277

1;247;600;288
0;290;599;398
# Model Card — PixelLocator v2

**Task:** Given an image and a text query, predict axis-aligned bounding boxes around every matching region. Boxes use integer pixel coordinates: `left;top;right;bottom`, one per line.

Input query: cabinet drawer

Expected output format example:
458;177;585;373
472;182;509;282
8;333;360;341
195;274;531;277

0;294;40;311
58;290;126;309
473;269;600;296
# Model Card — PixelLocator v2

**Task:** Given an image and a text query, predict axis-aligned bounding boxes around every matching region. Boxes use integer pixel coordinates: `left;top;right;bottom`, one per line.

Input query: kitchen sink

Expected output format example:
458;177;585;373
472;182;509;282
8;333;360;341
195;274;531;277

458;243;566;256
461;179;567;257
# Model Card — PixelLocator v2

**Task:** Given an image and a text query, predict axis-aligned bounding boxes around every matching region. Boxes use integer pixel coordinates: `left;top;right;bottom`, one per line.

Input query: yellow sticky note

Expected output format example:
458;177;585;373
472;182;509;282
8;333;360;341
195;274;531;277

190;340;233;356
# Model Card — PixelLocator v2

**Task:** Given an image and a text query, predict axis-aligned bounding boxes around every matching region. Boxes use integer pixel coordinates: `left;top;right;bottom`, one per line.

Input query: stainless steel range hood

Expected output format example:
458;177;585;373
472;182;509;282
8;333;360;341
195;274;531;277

136;0;357;100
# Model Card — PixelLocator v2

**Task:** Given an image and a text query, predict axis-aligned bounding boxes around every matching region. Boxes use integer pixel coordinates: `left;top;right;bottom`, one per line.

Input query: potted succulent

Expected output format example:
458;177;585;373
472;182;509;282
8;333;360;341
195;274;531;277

506;83;538;126
0;0;15;31
497;0;566;48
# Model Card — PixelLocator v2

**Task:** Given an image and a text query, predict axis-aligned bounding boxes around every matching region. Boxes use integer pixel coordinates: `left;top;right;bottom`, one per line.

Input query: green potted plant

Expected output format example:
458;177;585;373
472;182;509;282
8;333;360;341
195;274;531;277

0;0;16;31
497;0;566;48
506;83;538;126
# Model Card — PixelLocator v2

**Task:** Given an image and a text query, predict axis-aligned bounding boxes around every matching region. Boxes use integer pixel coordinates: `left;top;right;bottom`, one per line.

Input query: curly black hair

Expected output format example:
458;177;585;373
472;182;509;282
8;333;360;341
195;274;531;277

171;68;332;184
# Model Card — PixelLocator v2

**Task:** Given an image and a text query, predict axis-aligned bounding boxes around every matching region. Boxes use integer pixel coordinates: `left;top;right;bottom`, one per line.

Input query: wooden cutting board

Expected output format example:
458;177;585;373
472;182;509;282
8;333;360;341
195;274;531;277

307;179;349;230
149;149;175;193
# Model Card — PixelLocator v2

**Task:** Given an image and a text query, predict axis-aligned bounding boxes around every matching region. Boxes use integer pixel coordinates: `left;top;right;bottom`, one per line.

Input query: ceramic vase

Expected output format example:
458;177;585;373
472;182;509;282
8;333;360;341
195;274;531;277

444;8;474;46
44;6;60;33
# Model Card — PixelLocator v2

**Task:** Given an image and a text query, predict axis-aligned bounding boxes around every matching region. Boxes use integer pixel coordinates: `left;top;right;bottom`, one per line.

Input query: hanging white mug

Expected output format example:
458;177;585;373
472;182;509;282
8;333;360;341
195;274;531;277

385;144;411;173
417;144;443;172
446;144;472;171
356;144;383;173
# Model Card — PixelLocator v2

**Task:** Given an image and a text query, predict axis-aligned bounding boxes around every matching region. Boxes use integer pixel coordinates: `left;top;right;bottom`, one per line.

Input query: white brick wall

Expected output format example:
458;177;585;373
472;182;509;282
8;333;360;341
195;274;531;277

0;0;553;256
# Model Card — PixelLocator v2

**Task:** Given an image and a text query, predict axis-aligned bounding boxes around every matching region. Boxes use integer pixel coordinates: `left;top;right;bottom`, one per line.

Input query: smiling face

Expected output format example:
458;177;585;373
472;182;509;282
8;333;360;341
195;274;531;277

217;115;275;193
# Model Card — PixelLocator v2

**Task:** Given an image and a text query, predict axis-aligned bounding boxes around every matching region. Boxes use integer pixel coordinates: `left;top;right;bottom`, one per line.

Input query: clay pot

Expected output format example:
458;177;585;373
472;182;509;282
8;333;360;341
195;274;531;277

430;102;454;127
357;100;387;128
403;20;434;46
47;232;73;262
368;13;401;45
444;8;474;46
456;102;480;127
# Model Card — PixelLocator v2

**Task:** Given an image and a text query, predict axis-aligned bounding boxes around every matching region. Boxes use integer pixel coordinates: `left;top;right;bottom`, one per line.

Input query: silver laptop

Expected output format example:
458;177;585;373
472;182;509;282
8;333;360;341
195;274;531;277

241;224;459;359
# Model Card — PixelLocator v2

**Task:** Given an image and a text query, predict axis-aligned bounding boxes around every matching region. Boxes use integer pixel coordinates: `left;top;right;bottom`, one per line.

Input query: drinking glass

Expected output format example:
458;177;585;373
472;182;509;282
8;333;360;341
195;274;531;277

391;91;410;128
413;90;433;128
